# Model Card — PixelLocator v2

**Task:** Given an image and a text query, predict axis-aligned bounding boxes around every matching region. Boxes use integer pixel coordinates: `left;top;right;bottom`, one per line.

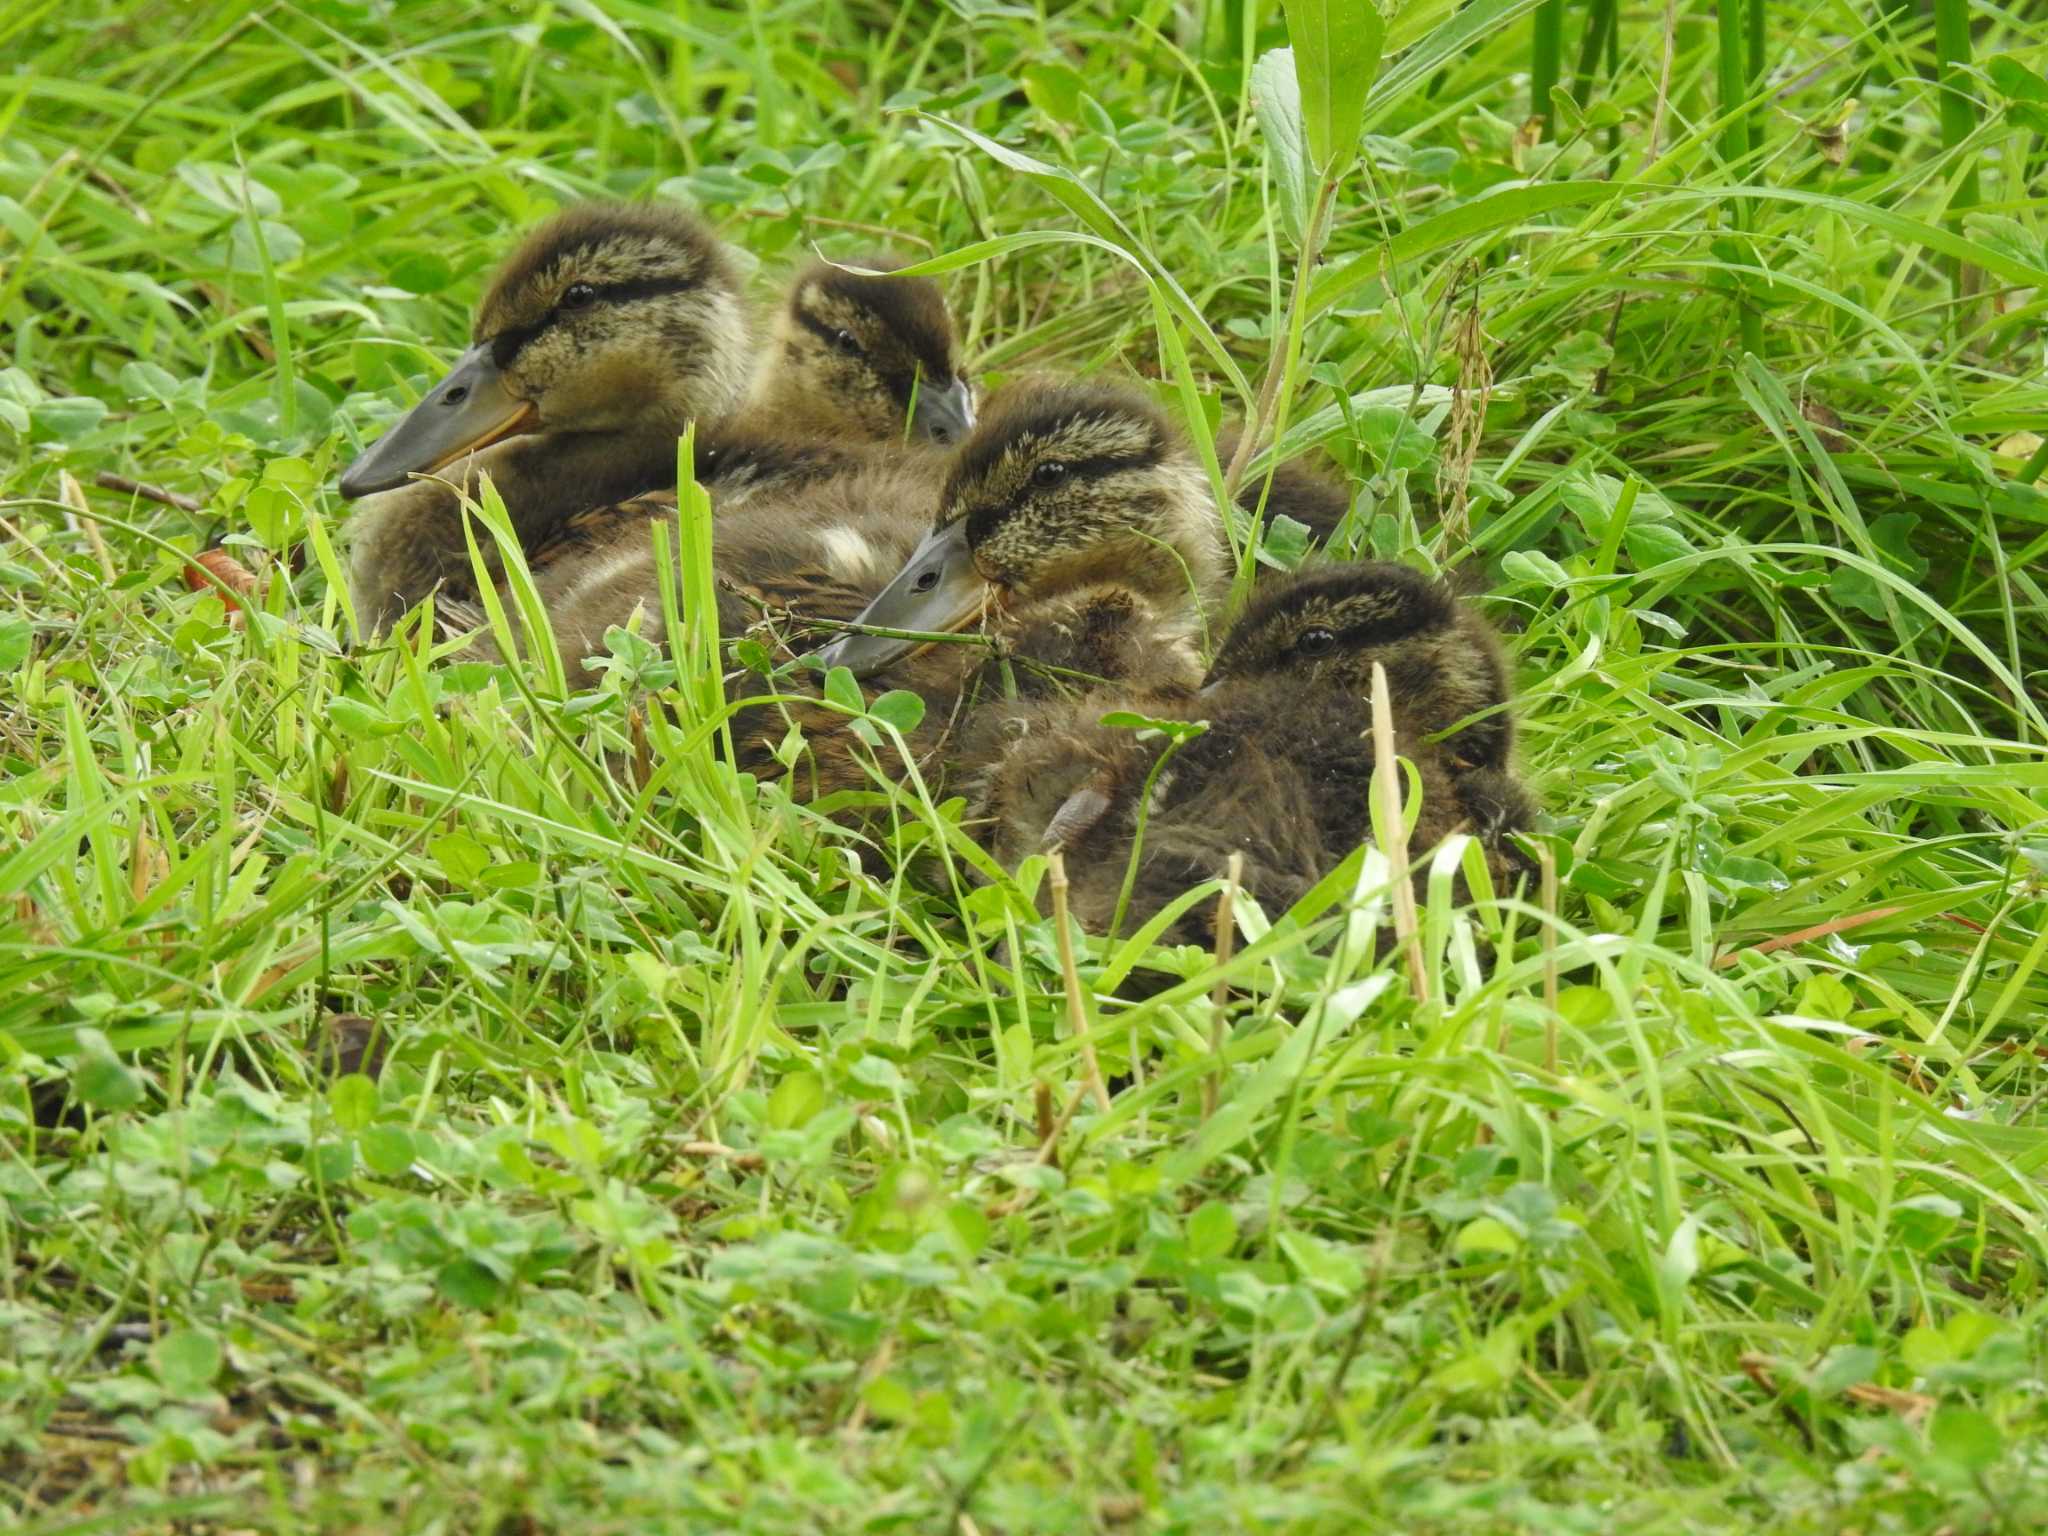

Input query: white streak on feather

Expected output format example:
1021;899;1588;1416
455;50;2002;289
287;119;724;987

817;525;879;583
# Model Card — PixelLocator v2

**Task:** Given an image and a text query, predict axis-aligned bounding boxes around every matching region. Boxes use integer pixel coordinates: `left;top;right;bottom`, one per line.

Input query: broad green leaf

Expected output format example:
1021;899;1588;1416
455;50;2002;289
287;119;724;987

868;688;926;732
0;618;31;671
1988;55;2048;133
768;1071;826;1129
823;664;865;713
1251;49;1311;245
152;1329;223;1396
1657;1213;1701;1298
1456;1216;1522;1258
1892;1194;1962;1253
1280;0;1387;177
72;1028;142;1111
1020;61;1084;124
1501;549;1570;586
1929;1406;2003;1473
33;396;109;442
359;1125;415;1177
1278;1229;1363;1294
386;251;455;294
1186;1200;1238;1260
329;1072;377;1132
438;1257;506;1309
429;832;492;888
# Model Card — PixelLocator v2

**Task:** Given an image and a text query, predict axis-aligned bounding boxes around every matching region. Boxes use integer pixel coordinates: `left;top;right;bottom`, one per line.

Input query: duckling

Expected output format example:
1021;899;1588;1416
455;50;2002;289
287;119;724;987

741;255;975;448
715;380;1229;793
476;380;1209;767
1217;425;1353;546
341;202;752;634
1201;562;1517;777
339;205;973;633
813;394;1358;683
963;562;1533;944
816;378;1224;681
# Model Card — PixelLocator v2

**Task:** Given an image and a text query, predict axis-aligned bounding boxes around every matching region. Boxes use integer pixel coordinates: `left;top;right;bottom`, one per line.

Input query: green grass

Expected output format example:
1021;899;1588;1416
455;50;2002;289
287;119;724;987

4;1;2048;1531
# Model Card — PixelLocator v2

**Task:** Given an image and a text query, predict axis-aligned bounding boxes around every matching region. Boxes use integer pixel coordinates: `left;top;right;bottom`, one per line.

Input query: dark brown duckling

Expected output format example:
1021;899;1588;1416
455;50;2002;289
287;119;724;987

962;562;1534;944
1217;425;1353;546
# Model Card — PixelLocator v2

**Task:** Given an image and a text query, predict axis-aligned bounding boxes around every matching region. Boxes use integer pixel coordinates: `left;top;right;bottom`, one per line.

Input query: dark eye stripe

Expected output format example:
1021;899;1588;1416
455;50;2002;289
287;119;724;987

794;309;863;357
1035;451;1153;482
794;311;941;406
486;275;699;367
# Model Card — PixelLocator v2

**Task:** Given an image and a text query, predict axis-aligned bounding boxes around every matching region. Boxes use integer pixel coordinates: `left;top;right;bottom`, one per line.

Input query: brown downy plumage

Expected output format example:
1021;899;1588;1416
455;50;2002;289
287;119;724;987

962;562;1534;944
1216;425;1353;546
339;206;974;634
497;452;950;688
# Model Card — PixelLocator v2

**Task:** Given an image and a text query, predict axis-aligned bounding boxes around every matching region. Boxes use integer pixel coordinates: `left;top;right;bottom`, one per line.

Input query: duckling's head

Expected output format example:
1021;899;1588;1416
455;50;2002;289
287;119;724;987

759;258;974;444
1203;563;1514;770
819;380;1220;675
339;201;751;498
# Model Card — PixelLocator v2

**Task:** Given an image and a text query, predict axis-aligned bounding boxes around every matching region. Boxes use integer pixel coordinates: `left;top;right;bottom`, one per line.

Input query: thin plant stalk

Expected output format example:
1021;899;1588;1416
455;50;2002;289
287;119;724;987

1369;662;1428;1003
1223;173;1338;507
1541;844;1560;1077
1531;0;1564;126
1570;0;1617;106
1202;851;1244;1121
1048;850;1112;1112
1934;0;1982;298
1715;0;1765;355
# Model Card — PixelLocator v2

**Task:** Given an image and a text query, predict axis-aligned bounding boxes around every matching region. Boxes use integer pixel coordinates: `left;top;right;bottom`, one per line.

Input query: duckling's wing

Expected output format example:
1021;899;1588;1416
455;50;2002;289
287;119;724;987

526;493;678;575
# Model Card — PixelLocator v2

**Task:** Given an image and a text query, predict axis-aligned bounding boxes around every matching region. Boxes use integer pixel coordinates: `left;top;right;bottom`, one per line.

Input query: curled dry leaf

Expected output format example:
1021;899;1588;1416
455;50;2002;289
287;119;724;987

1739;1351;1779;1394
1845;1382;1935;1422
182;548;263;626
326;752;350;815
1799;397;1850;455
629;706;653;790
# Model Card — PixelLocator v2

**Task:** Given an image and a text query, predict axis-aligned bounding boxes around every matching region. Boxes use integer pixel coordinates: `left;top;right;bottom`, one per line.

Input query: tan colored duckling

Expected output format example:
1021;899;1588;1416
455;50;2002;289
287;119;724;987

964;562;1533;943
341;202;752;634
745;380;1225;795
818;379;1224;679
340;204;973;634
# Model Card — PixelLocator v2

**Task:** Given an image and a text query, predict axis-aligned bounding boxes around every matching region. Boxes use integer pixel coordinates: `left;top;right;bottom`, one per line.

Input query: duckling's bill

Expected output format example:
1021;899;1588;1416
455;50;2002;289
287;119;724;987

815;518;985;675
339;342;539;498
910;377;976;445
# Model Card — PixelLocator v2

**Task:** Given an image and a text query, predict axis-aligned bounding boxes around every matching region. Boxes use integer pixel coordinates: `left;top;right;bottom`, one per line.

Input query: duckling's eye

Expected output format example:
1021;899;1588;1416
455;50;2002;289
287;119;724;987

912;569;940;593
832;328;862;356
1031;461;1069;487
1295;626;1337;657
561;282;597;310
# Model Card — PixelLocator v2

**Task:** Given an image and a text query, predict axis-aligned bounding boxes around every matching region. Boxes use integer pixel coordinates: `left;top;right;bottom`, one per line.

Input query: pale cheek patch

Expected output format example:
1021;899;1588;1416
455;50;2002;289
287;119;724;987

817;525;880;583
